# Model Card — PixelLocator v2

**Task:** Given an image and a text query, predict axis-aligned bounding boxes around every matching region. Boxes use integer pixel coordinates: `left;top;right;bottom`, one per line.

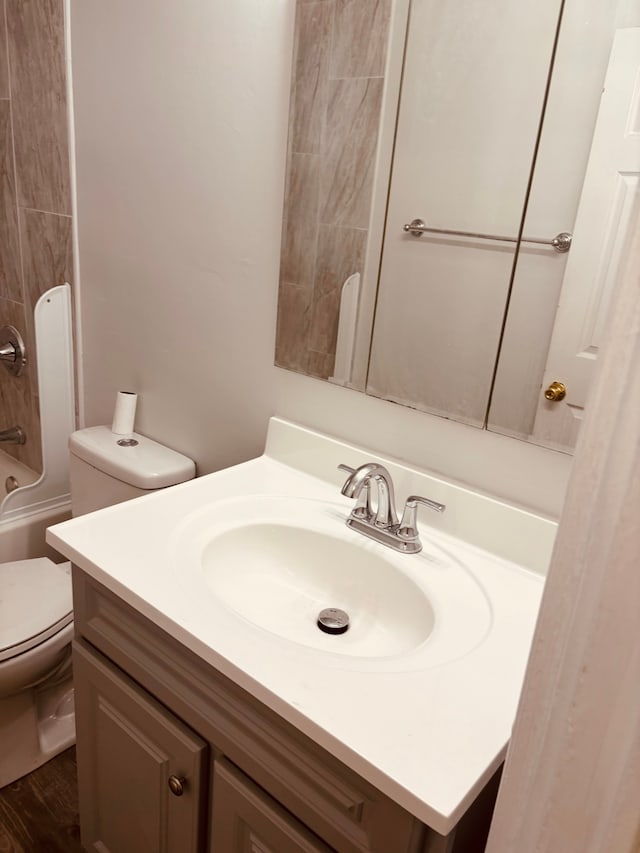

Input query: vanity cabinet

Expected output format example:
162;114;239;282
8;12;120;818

74;643;331;852
72;568;497;853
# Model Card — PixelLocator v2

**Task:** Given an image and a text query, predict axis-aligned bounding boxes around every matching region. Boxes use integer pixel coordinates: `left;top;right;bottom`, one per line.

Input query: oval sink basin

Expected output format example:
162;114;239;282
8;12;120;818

173;495;492;669
201;521;435;657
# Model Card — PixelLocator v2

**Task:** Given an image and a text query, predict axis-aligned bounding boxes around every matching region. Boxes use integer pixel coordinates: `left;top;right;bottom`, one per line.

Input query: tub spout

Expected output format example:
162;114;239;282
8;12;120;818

0;425;26;444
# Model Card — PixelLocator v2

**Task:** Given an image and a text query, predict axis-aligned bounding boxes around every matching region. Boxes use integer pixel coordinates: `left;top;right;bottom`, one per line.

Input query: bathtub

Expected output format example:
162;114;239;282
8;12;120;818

0;451;71;563
0;285;75;565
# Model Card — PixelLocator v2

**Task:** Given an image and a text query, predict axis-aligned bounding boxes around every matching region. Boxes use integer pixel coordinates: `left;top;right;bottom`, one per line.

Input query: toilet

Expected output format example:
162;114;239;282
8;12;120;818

0;426;195;787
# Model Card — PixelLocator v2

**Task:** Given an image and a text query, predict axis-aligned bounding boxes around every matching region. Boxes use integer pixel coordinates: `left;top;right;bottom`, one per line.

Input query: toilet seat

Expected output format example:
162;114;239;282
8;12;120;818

0;558;73;663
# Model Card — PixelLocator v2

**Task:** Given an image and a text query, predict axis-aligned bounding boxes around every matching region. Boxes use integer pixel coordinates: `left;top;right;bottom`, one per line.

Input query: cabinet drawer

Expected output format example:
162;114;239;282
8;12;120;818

73;640;207;853
73;568;423;853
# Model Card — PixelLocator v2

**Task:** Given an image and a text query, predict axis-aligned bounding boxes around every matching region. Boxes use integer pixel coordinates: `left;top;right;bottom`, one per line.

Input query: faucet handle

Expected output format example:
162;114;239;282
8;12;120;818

398;495;446;541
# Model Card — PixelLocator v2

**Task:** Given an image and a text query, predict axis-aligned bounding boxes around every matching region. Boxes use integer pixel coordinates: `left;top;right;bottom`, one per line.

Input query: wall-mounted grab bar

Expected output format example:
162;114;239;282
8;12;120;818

402;219;572;253
0;325;27;376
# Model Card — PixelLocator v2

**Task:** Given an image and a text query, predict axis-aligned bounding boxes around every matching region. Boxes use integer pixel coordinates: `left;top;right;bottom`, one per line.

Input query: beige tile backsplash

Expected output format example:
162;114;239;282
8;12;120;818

0;0;73;473
275;0;391;380
0;7;8;98
309;224;366;357
320;77;383;229
280;153;321;287
275;282;314;374
6;0;71;214
0;99;22;303
21;208;73;313
330;0;391;79
291;2;332;155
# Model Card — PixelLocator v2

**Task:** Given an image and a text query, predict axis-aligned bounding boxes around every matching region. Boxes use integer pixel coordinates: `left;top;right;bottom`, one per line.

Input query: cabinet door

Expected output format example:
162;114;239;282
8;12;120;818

73;640;207;853
211;759;334;853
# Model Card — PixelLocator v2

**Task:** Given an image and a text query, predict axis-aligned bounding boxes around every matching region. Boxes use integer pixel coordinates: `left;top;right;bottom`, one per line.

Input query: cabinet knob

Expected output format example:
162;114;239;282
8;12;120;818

544;381;566;402
168;775;185;797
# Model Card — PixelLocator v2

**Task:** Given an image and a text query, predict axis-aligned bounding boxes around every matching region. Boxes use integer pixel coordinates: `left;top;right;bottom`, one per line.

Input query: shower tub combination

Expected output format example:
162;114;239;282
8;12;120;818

0;453;71;562
0;285;76;785
0;285;75;546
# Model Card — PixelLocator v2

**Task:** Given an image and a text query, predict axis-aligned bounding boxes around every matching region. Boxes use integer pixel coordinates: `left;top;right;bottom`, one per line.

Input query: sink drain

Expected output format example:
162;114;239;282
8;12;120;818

317;608;349;635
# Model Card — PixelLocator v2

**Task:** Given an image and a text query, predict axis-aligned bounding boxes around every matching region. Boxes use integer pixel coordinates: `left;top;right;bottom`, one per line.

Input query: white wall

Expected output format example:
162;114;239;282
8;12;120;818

68;0;572;518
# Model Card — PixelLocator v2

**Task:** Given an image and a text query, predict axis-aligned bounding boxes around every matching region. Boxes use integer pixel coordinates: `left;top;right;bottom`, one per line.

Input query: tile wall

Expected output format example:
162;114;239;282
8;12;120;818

0;0;72;472
275;0;391;380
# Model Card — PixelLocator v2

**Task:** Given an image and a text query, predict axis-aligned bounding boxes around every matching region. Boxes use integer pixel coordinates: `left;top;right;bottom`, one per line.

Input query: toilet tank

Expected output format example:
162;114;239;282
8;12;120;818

69;426;196;516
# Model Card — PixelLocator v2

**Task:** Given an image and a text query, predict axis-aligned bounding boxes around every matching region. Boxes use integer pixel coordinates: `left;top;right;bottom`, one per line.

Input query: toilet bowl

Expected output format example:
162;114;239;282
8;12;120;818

0;557;74;788
0;427;195;787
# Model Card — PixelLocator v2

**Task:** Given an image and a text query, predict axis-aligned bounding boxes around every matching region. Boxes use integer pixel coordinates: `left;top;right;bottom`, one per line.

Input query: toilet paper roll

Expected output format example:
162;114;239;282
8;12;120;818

111;391;138;435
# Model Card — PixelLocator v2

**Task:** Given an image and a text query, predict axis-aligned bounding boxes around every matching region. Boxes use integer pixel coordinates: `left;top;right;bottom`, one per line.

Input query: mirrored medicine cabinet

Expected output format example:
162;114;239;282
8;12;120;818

275;0;640;454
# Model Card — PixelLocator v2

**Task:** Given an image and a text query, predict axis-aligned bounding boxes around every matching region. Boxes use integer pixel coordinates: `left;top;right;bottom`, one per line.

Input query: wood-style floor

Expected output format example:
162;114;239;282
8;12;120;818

0;747;84;852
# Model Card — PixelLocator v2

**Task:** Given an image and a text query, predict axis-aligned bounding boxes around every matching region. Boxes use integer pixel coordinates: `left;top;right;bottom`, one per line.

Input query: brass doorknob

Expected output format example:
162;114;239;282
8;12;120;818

544;381;566;402
168;775;185;797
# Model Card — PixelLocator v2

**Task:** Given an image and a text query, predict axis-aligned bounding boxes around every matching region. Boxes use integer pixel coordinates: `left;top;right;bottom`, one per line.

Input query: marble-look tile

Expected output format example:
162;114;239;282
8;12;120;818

278;0;388;380
21;208;72;311
320;77;383;228
0;1;9;98
309;224;366;355
330;0;391;79
275;282;313;373
306;349;335;380
291;1;333;155
0;99;22;301
0;296;41;471
7;0;70;214
280;153;320;286
20;208;73;396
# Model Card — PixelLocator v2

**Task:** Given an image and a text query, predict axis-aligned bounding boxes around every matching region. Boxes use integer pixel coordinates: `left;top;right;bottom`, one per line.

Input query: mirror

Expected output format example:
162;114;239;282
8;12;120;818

275;0;640;453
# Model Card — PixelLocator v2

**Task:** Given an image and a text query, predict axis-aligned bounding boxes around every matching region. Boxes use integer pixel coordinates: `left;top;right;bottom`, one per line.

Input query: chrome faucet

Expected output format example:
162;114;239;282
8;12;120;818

0;425;26;445
339;462;397;527
339;462;445;554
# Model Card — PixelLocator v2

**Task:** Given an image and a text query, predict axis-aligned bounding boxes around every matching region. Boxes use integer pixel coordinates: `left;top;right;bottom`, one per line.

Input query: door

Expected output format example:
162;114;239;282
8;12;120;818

73;640;207;853
532;28;640;447
366;0;562;426
210;759;334;853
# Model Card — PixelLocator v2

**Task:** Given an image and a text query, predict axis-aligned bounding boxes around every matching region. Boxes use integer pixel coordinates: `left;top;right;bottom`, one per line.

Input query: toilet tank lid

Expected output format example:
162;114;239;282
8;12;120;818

69;426;196;489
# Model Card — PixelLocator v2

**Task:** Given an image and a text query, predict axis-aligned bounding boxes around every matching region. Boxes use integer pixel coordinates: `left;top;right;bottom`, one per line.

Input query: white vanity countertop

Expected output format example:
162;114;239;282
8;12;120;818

48;418;553;835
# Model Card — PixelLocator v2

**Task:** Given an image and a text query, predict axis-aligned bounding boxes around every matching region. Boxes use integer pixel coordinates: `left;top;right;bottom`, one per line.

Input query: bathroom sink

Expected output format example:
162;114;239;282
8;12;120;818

200;522;434;657
172;495;492;667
